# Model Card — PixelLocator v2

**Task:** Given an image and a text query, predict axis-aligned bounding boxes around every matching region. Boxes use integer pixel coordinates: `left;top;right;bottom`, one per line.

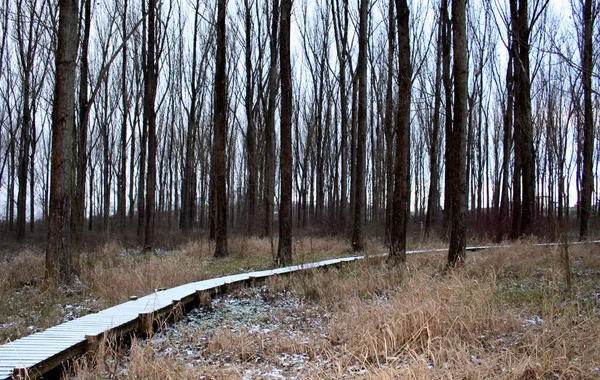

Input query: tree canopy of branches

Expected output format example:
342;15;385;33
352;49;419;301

0;0;597;280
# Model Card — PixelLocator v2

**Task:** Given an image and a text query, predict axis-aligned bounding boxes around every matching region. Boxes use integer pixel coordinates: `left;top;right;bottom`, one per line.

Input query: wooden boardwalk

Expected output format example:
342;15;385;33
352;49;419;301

1;240;598;379
0;256;361;379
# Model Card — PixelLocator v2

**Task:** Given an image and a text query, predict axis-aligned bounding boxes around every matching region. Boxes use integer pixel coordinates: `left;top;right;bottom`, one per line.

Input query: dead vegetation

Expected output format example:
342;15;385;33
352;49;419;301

2;239;599;378
63;241;600;379
0;236;357;343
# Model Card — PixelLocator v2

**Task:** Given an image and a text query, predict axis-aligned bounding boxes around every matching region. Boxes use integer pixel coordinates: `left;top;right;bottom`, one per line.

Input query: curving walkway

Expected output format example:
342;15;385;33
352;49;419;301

1;240;598;379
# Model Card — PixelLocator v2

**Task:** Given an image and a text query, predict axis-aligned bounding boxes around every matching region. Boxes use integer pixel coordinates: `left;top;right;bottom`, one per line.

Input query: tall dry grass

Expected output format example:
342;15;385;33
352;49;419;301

73;242;600;379
0;236;352;342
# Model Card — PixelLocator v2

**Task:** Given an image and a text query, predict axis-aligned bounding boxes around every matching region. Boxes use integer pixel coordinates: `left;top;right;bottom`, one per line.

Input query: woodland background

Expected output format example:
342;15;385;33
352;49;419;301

0;0;598;281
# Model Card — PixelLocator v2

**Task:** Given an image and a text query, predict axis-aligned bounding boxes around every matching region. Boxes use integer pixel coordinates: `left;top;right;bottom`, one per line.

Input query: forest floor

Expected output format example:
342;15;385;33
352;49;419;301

2;237;600;378
0;236;374;343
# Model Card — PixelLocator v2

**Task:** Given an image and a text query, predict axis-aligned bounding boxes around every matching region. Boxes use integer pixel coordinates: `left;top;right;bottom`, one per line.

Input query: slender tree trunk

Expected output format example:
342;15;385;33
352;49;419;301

102;77;110;234
16;76;31;240
181;0;201;232
47;0;79;284
245;0;257;236
389;0;411;264
8;136;14;230
580;0;595;240
214;0;229;258
30;113;37;232
511;0;535;237
137;0;148;243
441;0;453;237
447;0;468;267
15;0;30;239
129;97;137;225
331;0;349;234
71;0;91;246
118;0;129;233
546;88;555;224
277;0;293;266
425;9;443;237
498;53;513;242
384;0;395;243
352;0;368;252
264;0;279;240
350;75;358;237
143;0;158;251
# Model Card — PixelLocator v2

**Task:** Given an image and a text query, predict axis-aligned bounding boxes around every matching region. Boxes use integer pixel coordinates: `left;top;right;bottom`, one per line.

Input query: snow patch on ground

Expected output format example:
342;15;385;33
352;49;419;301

123;285;372;378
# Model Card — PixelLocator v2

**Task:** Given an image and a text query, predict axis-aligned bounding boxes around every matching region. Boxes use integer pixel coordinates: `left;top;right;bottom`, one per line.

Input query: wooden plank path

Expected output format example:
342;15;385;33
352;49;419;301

0;256;362;379
1;240;598;379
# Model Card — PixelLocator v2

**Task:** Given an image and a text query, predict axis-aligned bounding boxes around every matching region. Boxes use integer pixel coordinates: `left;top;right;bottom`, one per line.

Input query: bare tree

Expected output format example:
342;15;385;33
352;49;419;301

264;0;279;242
447;0;468;267
510;0;549;237
245;0;257;235
352;0;368;252
118;0;129;233
384;0;395;242
441;0;453;236
277;0;293;266
331;0;350;233
498;48;513;241
213;0;229;258
389;0;412;264
579;0;596;240
71;0;91;246
425;5;443;236
46;0;79;284
143;0;158;251
180;0;203;232
15;0;47;239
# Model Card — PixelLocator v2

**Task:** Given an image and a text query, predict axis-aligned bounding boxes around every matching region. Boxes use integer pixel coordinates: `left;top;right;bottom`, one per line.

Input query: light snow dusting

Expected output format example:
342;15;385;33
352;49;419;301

128;285;367;378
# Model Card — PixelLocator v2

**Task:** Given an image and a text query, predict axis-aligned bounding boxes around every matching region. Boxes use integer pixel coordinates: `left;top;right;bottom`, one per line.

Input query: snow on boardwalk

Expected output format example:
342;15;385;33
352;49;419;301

1;240;598;379
0;256;362;379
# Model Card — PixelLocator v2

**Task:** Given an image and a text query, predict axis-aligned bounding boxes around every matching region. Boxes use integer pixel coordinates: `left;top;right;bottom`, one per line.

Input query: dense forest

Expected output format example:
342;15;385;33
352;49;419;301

0;0;598;283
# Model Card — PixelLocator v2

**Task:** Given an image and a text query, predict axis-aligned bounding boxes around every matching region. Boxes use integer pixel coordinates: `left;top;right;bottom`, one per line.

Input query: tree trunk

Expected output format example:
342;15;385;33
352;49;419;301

181;0;201;232
498;53;513;242
441;0;453;237
16;73;31;240
72;0;91;246
118;0;129;233
277;0;293;266
579;0;595;240
47;0;79;284
137;0;148;243
128;96;137;225
143;0;158;251
352;0;368;252
102;77;110;234
245;0;257;236
264;0;279;240
30;111;37;232
331;0;349;235
425;7;443;237
389;0;411;264
15;0;33;240
510;0;535;237
447;0;468;267
384;0;395;243
214;0;229;258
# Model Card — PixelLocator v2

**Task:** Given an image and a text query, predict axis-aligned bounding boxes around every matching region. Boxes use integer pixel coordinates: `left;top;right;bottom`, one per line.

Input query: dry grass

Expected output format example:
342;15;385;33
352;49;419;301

73;241;600;379
0;236;352;343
